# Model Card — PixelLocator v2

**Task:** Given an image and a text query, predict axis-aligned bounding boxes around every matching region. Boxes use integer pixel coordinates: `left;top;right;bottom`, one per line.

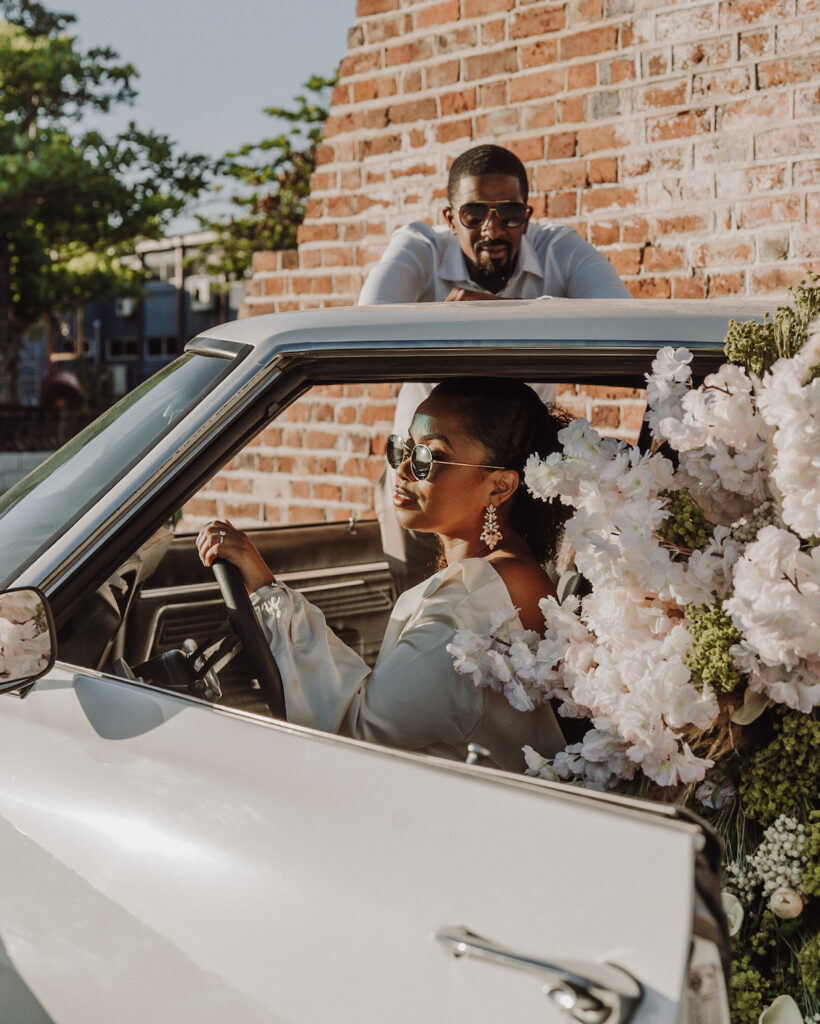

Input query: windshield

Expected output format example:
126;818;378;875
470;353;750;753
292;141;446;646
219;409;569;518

0;352;235;585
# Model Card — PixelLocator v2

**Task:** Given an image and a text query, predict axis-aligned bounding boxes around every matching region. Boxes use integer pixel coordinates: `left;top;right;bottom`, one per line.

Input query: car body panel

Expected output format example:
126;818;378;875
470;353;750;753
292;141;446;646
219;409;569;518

0;664;699;1023
0;299;755;1021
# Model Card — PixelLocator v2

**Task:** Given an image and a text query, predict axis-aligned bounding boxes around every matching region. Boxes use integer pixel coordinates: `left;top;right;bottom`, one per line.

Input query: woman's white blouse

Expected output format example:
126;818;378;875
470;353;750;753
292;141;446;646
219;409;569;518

251;557;566;772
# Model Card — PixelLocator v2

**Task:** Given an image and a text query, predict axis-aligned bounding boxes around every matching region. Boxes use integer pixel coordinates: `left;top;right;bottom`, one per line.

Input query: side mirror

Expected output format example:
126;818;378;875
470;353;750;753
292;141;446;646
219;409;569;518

0;587;57;692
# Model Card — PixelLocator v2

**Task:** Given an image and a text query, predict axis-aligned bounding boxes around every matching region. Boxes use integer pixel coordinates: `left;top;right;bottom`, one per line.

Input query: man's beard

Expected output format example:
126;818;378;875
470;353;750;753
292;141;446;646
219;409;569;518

466;242;516;294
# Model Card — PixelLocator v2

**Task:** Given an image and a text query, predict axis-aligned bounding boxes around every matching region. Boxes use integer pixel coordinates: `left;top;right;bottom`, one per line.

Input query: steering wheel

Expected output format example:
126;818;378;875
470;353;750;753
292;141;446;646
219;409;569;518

212;559;287;719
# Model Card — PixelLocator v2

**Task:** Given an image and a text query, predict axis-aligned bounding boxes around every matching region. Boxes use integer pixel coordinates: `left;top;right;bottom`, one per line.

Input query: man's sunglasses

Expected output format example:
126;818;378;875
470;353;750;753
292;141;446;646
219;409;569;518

386;434;505;481
456;201;531;229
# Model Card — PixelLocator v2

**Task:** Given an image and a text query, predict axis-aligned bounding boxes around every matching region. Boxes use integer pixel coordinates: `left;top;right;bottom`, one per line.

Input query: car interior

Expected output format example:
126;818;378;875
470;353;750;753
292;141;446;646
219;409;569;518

52;376;648;723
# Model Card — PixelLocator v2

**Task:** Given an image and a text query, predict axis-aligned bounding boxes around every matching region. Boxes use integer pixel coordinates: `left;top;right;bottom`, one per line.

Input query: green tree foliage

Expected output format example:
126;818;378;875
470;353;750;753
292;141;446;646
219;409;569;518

0;0;211;396
198;73;336;282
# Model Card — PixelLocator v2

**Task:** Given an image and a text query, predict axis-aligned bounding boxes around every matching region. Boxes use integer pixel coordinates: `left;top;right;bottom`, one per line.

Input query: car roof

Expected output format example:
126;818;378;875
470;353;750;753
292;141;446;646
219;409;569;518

192;297;774;357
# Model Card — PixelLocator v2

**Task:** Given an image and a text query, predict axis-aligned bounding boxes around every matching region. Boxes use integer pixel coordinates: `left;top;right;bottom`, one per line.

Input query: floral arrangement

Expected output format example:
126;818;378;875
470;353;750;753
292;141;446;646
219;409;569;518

0;589;51;682
448;279;820;1023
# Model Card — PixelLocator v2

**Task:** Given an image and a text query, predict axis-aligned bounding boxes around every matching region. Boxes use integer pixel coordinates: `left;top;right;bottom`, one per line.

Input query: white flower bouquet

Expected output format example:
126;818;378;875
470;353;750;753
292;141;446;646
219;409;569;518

447;280;820;1022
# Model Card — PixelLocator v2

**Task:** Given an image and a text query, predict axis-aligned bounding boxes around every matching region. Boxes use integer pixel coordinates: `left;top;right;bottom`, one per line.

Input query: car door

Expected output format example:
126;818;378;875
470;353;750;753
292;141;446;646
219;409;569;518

0;661;704;1024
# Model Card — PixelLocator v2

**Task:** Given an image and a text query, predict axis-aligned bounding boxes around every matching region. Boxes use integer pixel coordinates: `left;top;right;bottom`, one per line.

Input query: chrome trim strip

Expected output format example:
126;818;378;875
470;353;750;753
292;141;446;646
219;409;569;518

139;560;392;600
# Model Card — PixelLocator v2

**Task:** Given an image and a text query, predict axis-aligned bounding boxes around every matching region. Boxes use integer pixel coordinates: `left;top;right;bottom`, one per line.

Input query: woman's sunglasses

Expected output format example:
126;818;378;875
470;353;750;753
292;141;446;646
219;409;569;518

386;434;505;481
456;201;531;229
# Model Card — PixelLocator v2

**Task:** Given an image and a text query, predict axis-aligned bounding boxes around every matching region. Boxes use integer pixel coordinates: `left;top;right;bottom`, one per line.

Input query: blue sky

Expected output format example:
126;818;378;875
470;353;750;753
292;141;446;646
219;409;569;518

64;0;356;226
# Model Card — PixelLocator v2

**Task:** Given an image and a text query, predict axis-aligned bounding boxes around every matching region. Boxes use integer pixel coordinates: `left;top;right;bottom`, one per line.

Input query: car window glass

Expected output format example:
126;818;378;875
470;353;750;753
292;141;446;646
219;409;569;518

0;353;234;585
176;382;397;534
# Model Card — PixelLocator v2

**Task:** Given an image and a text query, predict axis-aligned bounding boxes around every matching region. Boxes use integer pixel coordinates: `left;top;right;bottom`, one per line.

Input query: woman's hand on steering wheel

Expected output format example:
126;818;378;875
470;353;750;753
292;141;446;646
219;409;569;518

196;520;273;594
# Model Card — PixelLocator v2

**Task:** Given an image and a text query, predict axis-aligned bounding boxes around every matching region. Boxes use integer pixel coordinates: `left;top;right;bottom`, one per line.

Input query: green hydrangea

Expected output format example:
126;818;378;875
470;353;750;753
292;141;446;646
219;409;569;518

801;812;820;897
657;488;715;551
740;708;820;827
724;275;820;376
729;954;773;1024
685;605;742;692
798;933;820;993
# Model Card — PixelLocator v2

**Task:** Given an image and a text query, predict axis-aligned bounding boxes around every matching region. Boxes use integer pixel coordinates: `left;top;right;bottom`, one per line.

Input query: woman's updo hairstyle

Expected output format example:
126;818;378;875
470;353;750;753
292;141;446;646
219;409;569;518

429;378;569;564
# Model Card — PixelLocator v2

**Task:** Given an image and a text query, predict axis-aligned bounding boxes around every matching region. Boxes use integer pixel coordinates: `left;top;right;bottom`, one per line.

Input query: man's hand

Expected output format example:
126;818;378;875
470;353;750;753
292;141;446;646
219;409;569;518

444;287;505;302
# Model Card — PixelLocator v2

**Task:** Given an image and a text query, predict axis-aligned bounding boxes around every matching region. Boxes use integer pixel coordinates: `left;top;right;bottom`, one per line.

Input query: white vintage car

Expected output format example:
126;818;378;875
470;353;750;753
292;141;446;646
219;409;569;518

0;299;768;1024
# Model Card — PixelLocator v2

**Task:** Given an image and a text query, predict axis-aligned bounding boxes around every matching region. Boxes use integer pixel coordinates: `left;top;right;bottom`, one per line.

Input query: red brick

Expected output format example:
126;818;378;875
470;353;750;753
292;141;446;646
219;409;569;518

587;156;618;183
464;47;518;81
567;62;597;90
296;224;338;244
577;124;622;154
366;14;406;43
435;25;479;53
480;80;508;107
756;122;820;159
417;0;460;28
435;118;473;143
757;55;820;88
643;245;686;273
536;160;587;190
646;109;711;142
602;57;636;84
672;37;734;70
521;103;556;130
358;134;403;158
352;75;398;102
547;192;578;218
440;88;477;116
737;195;802;228
339;51;381;78
511;6;566;38
288;506;326;525
718;91;790;132
510;68;564;102
385;38;434;66
547;131;577;159
719;0;790;26
673;275;708;299
607;247;642;275
628;277;672;298
521;38;558;69
590;221;619;246
739;28;774;58
474;108;518;134
691;238;755;267
463;0;513;13
559;96;586;123
481;19;507;46
715;163;786;198
357;0;398;12
425;59;461;88
749;266;807;293
633;80;689;111
591;405;620;429
560;25;618;60
656;5;716;41
653;213;712;236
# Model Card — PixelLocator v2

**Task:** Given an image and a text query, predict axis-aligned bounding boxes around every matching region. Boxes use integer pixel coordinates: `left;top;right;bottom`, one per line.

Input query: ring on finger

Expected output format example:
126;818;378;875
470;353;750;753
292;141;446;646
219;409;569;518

218;530;225;544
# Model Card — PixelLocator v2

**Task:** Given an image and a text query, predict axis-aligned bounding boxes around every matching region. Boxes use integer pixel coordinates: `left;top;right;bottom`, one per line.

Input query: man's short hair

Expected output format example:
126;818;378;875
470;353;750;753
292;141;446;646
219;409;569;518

447;144;530;206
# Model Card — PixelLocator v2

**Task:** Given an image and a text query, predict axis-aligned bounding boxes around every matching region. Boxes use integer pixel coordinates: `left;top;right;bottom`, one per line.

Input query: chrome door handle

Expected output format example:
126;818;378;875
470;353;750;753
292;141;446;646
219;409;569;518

435;925;642;1024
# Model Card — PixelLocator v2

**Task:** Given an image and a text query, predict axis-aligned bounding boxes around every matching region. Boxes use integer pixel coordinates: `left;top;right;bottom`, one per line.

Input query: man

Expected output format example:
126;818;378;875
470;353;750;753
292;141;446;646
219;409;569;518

358;143;629;305
359;143;630;589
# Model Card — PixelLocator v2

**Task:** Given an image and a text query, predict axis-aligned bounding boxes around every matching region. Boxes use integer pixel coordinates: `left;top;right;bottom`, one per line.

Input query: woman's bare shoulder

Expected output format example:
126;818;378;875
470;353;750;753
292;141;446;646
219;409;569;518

488;554;555;632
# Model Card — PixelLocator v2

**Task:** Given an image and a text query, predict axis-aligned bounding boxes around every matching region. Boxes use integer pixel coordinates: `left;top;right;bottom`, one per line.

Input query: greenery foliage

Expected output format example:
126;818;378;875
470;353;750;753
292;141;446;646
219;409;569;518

724;275;820;377
0;0;211;394
197;73;336;282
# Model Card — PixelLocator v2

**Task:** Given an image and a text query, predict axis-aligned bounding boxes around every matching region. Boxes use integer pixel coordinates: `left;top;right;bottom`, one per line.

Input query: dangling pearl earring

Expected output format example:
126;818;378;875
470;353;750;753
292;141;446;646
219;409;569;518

480;504;502;550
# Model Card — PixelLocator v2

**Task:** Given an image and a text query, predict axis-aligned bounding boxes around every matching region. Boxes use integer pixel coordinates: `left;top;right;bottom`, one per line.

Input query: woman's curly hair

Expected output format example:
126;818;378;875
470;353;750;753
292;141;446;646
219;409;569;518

429;378;570;564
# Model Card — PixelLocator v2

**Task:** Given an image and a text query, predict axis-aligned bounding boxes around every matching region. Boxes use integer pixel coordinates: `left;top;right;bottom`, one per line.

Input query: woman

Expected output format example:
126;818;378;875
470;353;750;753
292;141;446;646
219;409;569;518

197;379;567;772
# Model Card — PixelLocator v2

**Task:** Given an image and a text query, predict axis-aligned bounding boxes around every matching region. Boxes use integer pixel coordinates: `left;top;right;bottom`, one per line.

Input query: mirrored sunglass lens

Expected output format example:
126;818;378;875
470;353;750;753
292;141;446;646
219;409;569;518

386;434;405;468
411;444;432;479
459;202;527;228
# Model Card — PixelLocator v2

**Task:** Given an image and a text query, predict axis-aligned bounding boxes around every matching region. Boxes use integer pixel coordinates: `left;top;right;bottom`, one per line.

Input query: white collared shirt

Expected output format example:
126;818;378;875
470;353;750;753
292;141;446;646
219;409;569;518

357;221;630;304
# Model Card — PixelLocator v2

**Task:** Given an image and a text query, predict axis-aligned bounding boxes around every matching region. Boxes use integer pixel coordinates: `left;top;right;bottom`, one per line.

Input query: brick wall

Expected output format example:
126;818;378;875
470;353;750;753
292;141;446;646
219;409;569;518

185;0;820;531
